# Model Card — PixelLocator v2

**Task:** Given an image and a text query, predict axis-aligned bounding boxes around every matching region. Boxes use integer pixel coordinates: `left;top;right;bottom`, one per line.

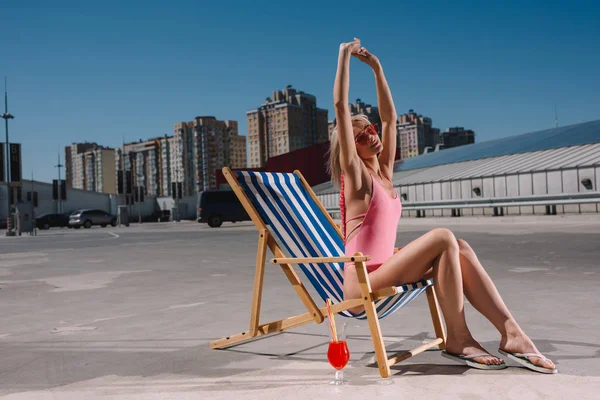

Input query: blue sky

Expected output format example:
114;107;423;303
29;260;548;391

2;0;599;183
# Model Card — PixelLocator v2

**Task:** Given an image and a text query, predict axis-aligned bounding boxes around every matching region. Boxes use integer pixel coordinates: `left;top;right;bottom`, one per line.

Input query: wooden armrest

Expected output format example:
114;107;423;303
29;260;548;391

270;255;370;264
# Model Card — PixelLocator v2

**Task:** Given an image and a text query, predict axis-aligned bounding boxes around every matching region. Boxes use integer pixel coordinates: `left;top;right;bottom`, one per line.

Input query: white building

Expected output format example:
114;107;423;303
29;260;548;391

315;120;600;217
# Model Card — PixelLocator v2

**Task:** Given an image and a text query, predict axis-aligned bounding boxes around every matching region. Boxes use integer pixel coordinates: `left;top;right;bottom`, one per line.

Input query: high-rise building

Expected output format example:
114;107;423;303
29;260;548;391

174;117;245;195
84;149;116;194
441;127;475;149
65;142;100;189
397;109;440;159
168;134;182;195
247;85;328;168
328;98;381;140
225;131;247;170
65;143;116;193
173;121;193;196
116;137;175;197
158;135;176;197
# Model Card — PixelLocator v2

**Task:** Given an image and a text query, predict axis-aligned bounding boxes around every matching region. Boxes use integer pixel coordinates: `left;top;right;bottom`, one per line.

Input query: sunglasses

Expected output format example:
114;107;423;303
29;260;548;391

354;124;379;145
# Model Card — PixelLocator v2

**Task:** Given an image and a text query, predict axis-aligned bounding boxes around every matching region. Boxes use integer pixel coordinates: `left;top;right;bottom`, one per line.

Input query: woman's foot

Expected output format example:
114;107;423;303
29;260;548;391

500;334;556;371
445;336;505;366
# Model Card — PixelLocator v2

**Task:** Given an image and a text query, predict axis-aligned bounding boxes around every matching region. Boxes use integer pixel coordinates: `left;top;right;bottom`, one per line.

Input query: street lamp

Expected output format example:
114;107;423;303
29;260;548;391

2;77;15;236
54;153;64;214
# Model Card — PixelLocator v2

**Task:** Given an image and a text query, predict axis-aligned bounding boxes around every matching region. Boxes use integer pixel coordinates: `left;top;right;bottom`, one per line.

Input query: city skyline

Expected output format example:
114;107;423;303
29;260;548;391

2;1;599;183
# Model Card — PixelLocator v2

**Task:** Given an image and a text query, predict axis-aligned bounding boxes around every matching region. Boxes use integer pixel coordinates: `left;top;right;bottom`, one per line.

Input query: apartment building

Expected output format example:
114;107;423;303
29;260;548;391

397;109;441;159
441;127;475;149
65;143;116;193
116;138;163;196
174;117;246;194
247;85;328;168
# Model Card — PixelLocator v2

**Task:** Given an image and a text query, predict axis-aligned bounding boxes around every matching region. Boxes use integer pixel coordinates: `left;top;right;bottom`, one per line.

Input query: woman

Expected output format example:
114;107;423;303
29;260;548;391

328;38;556;374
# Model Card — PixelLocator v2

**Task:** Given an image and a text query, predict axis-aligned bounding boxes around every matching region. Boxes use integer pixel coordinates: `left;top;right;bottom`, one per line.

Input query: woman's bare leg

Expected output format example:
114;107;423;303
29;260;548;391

344;228;503;365
456;239;556;370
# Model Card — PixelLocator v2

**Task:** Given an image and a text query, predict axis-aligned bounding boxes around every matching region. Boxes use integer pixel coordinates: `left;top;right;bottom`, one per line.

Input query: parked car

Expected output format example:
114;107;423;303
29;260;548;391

35;213;70;230
69;209;117;229
197;190;250;227
142;209;171;223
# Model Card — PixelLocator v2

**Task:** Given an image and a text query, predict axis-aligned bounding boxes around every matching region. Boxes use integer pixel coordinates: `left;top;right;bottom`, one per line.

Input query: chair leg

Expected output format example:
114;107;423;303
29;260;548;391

249;230;268;337
354;254;391;378
426;285;446;350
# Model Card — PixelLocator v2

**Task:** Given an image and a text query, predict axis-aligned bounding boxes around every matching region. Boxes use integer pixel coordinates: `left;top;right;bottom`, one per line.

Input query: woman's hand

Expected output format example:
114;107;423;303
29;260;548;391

339;38;361;56
352;46;381;70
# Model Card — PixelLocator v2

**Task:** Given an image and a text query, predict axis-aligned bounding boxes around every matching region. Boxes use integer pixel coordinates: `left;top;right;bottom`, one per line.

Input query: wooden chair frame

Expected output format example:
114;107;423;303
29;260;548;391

209;167;446;378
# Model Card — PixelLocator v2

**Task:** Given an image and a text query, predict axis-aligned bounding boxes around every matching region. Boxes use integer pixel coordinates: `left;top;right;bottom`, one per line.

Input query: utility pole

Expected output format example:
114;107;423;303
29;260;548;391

31;170;36;236
2;77;15;236
55;152;64;213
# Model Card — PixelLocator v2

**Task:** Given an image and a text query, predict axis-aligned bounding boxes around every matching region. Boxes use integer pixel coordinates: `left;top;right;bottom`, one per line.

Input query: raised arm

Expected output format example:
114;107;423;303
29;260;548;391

334;38;361;171
353;48;398;176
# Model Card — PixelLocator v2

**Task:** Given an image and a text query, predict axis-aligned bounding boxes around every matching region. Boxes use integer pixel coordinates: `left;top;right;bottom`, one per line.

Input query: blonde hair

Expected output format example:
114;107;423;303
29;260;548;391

327;114;372;188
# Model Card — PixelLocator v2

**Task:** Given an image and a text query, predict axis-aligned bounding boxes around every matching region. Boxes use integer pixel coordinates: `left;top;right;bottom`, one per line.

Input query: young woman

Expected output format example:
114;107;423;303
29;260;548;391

328;38;556;373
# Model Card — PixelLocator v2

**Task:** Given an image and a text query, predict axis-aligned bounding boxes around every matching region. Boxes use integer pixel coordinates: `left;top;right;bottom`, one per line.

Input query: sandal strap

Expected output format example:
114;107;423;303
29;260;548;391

512;352;547;361
462;353;495;359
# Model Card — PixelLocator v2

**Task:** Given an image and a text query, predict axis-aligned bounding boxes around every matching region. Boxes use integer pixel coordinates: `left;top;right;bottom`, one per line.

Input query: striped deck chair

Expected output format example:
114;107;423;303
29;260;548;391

210;168;446;378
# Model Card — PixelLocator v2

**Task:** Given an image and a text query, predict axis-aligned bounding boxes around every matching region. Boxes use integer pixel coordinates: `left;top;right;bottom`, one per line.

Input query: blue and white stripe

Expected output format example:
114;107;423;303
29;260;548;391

237;170;433;320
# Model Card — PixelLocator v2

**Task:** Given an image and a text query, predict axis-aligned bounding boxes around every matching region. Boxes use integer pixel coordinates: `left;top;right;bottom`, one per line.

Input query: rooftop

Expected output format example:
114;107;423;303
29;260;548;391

394;120;600;172
312;119;600;194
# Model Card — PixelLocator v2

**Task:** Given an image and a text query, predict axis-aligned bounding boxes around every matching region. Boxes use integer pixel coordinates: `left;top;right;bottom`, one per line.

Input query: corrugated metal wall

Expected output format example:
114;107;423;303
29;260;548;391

317;143;600;217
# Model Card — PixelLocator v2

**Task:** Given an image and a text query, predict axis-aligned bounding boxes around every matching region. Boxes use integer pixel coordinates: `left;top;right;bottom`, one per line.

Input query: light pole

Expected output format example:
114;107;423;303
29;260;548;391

31;170;36;236
54;153;64;213
2;77;15;236
176;164;181;222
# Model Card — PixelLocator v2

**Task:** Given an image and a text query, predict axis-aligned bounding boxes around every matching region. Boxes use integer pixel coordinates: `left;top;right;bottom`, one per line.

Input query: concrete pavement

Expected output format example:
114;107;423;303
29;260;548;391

0;216;599;399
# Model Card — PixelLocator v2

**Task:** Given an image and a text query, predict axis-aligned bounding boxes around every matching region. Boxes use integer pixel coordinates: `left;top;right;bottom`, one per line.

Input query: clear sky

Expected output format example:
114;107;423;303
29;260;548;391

2;0;599;183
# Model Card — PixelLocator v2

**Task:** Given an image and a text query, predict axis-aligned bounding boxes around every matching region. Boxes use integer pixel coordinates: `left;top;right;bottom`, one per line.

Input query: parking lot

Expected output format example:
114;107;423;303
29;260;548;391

1;216;599;399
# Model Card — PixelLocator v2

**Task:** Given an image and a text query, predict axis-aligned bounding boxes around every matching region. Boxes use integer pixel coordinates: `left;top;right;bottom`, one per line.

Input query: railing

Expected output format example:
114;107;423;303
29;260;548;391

323;192;600;214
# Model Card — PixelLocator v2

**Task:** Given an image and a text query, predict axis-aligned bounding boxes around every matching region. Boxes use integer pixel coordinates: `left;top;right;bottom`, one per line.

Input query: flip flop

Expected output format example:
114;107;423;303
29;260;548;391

498;349;558;374
441;350;507;370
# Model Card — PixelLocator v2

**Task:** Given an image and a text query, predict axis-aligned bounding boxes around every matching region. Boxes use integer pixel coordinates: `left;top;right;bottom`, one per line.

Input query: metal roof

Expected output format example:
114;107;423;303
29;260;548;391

312;120;600;195
393;119;600;172
390;142;600;186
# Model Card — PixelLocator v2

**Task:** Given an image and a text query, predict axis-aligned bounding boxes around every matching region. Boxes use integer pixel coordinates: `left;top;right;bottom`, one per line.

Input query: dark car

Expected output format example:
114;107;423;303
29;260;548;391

142;210;171;223
197;190;250;227
69;209;117;229
35;213;70;230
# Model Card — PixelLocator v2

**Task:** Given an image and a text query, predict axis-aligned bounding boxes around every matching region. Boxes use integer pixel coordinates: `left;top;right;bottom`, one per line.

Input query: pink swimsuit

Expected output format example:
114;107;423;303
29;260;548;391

344;174;402;272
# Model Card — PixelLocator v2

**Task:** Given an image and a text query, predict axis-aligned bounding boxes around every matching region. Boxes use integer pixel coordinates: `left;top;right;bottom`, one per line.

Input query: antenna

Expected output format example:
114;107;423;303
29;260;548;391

554;104;558;128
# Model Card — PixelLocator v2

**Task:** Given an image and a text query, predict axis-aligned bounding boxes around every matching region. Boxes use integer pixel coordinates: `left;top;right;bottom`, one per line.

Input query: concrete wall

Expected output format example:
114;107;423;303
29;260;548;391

0;180;198;221
156;195;197;220
0;180;114;220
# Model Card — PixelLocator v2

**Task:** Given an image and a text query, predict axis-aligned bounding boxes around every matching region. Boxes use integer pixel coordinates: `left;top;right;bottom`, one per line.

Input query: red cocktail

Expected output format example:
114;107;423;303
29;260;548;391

327;340;350;370
325;300;349;385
